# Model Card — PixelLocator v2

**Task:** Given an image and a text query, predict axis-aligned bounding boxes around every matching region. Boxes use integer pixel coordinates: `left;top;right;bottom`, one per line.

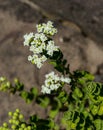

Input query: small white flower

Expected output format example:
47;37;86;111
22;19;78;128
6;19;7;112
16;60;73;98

41;71;71;94
36;21;57;36
41;71;61;94
41;85;51;94
40;55;47;62
28;55;33;61
29;45;36;52
40;33;47;42
34;33;47;43
33;55;43;68
36;61;43;69
36;24;44;33
28;54;47;69
49;83;60;91
60;76;71;84
30;45;41;54
46;40;59;56
36;55;47;68
23;32;34;46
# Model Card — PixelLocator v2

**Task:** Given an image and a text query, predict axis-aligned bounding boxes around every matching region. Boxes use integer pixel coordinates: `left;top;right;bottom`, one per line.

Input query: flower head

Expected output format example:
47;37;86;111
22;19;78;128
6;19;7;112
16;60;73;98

34;33;47;43
36;21;57;36
41;71;71;94
46;40;59;56
60;76;71;84
23;21;59;69
28;55;47;68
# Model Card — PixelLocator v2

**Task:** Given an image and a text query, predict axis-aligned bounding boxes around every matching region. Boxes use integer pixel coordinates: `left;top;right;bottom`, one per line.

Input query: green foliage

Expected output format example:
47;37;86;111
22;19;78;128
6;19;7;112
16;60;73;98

1;70;103;130
49;50;70;75
0;21;103;130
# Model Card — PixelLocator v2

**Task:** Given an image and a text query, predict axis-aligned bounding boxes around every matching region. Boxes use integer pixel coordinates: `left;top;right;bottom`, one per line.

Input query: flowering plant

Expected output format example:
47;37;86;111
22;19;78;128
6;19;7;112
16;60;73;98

0;21;103;130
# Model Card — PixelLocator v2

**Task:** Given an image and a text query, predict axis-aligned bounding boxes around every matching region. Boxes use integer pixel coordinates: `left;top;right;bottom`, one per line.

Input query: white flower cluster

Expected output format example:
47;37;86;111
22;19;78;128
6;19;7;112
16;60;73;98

41;71;71;94
36;21;57;36
23;21;59;68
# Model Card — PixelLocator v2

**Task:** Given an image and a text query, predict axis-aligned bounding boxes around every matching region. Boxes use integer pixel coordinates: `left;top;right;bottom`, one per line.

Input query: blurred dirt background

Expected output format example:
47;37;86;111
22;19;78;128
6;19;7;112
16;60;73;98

0;0;103;124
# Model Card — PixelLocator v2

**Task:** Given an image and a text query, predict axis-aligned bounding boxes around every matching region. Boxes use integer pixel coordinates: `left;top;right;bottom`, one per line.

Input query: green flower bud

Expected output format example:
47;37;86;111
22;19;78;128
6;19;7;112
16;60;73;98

9;119;13;124
12;115;18;120
8;111;13;117
16;109;20;113
13;112;18;117
15;120;20;125
21;123;26;128
19;114;24;120
11;125;16;130
27;126;32;130
3;123;8;128
19;128;23;130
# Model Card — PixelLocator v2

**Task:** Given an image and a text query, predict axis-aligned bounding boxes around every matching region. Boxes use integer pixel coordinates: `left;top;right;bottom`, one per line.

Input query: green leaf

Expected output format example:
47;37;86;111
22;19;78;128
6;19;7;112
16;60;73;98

73;70;94;85
62;59;67;66
49;109;59;118
98;105;103;115
20;91;28;100
37;97;50;108
30;87;38;97
49;61;57;67
14;78;24;91
91;105;99;115
30;115;38;122
94;119;103;130
63;111;73;120
73;87;83;98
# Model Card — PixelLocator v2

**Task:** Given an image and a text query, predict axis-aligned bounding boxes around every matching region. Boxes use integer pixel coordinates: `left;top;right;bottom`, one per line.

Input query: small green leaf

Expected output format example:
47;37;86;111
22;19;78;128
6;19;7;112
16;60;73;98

49;61;57;67
98;106;103;115
49;109;59;118
94;119;102;130
30;87;38;97
38;97;50;108
73;87;83;98
20;91;28;100
91;105;99;115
